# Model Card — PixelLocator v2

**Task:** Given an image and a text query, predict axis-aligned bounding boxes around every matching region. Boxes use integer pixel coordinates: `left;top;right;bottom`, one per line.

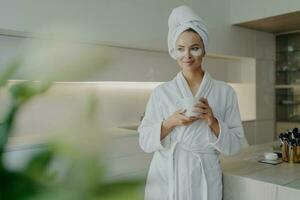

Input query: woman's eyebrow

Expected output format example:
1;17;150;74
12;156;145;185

177;44;200;47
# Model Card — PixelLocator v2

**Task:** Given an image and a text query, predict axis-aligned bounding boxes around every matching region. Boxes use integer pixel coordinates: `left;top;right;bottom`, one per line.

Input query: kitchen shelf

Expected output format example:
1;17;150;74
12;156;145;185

276;94;300;97
276;50;300;53
276;121;300;124
277;120;300;123
275;84;300;89
276;114;300;122
276;70;300;73
276;33;300;129
277;103;300;106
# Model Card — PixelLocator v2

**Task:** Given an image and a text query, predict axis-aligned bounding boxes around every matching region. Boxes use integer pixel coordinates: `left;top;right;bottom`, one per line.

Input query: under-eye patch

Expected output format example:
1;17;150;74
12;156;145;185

190;48;202;57
175;47;203;59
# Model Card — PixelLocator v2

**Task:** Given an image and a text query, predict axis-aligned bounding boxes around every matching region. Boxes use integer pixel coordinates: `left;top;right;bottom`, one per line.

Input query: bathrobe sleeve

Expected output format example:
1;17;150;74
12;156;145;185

208;88;245;156
138;89;170;153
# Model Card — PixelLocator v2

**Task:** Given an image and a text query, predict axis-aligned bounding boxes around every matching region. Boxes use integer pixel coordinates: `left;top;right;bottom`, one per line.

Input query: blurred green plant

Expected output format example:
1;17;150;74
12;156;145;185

0;37;144;200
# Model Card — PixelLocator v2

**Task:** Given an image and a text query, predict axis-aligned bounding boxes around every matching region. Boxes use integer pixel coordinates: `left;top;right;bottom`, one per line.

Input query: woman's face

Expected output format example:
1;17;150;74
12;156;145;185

175;30;205;71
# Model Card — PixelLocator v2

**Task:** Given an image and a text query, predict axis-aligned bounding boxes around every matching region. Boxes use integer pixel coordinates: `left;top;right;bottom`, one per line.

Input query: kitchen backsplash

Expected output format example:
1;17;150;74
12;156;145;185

0;80;255;137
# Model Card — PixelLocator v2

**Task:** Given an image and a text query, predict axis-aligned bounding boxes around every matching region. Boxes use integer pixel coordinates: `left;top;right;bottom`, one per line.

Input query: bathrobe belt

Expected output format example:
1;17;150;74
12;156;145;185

168;141;217;200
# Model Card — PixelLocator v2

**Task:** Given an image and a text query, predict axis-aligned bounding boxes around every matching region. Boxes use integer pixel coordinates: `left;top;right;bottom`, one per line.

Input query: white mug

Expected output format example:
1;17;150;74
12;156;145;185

182;97;199;117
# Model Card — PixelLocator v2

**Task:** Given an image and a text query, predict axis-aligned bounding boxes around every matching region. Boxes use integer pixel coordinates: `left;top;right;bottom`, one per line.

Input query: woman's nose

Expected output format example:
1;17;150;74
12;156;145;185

184;50;192;58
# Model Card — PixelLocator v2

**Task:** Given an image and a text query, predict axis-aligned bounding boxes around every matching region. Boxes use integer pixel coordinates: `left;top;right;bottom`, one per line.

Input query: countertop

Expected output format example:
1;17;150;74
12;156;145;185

220;142;300;200
220;142;300;189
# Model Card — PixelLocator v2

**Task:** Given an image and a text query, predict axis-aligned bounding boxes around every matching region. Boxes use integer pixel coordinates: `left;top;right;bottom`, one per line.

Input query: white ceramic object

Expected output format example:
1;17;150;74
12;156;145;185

182;97;198;117
264;152;278;161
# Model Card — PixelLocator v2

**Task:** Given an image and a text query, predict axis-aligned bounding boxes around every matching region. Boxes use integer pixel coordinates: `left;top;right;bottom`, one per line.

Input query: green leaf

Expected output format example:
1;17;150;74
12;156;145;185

24;147;56;185
0;168;41;200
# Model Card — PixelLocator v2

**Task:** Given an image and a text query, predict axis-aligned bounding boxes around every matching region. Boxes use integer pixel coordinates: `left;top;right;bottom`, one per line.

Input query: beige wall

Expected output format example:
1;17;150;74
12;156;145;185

0;0;275;145
0;0;273;58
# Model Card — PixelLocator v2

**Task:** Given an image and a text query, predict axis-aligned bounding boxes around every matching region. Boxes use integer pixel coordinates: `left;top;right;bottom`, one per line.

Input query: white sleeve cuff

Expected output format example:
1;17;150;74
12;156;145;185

208;117;228;148
153;121;170;151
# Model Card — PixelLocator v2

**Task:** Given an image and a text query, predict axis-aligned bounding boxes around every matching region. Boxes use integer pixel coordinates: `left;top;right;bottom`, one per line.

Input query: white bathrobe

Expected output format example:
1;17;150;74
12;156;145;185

138;71;244;200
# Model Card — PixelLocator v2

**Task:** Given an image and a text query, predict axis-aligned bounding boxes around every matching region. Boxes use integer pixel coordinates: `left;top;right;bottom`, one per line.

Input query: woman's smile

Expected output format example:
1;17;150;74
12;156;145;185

183;60;195;64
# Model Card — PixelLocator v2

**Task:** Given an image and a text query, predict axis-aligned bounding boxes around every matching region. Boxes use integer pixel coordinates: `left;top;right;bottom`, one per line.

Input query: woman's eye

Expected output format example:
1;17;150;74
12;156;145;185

177;47;184;51
191;47;199;51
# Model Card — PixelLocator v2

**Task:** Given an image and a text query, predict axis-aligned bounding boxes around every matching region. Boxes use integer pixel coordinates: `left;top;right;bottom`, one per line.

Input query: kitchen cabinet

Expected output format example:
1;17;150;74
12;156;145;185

276;33;300;130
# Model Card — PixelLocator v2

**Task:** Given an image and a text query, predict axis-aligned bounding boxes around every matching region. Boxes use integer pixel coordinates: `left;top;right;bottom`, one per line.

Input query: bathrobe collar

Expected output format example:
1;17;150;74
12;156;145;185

175;70;213;99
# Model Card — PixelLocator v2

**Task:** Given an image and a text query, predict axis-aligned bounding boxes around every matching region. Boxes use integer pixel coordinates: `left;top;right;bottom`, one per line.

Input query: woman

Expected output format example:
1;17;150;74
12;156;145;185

138;5;244;200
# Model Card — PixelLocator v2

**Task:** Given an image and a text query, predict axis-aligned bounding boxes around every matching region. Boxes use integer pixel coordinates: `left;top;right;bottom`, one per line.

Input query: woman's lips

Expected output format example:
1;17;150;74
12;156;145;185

183;60;194;64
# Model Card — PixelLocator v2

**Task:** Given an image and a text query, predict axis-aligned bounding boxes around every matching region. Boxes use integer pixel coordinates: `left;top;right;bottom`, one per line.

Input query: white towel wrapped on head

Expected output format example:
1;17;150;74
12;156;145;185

168;5;209;59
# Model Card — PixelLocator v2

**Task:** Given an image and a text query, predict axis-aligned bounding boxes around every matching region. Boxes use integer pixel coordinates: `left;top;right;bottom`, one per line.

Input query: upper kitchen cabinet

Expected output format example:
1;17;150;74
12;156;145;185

276;33;300;85
230;0;300;33
234;11;300;34
276;33;300;125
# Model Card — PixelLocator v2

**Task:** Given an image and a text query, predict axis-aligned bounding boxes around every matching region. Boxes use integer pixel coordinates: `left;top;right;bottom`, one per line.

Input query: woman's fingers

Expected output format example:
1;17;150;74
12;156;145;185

194;98;213;118
194;101;208;109
196;112;212;119
171;98;214;127
199;97;208;104
189;116;200;121
178;114;192;121
174;104;213;126
193;107;209;114
177;115;194;125
177;108;186;114
181;119;195;126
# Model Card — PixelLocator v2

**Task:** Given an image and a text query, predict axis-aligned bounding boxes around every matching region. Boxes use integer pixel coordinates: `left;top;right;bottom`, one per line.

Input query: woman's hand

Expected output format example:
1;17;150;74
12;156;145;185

160;108;197;140
191;97;220;135
191;97;215;126
164;108;197;128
